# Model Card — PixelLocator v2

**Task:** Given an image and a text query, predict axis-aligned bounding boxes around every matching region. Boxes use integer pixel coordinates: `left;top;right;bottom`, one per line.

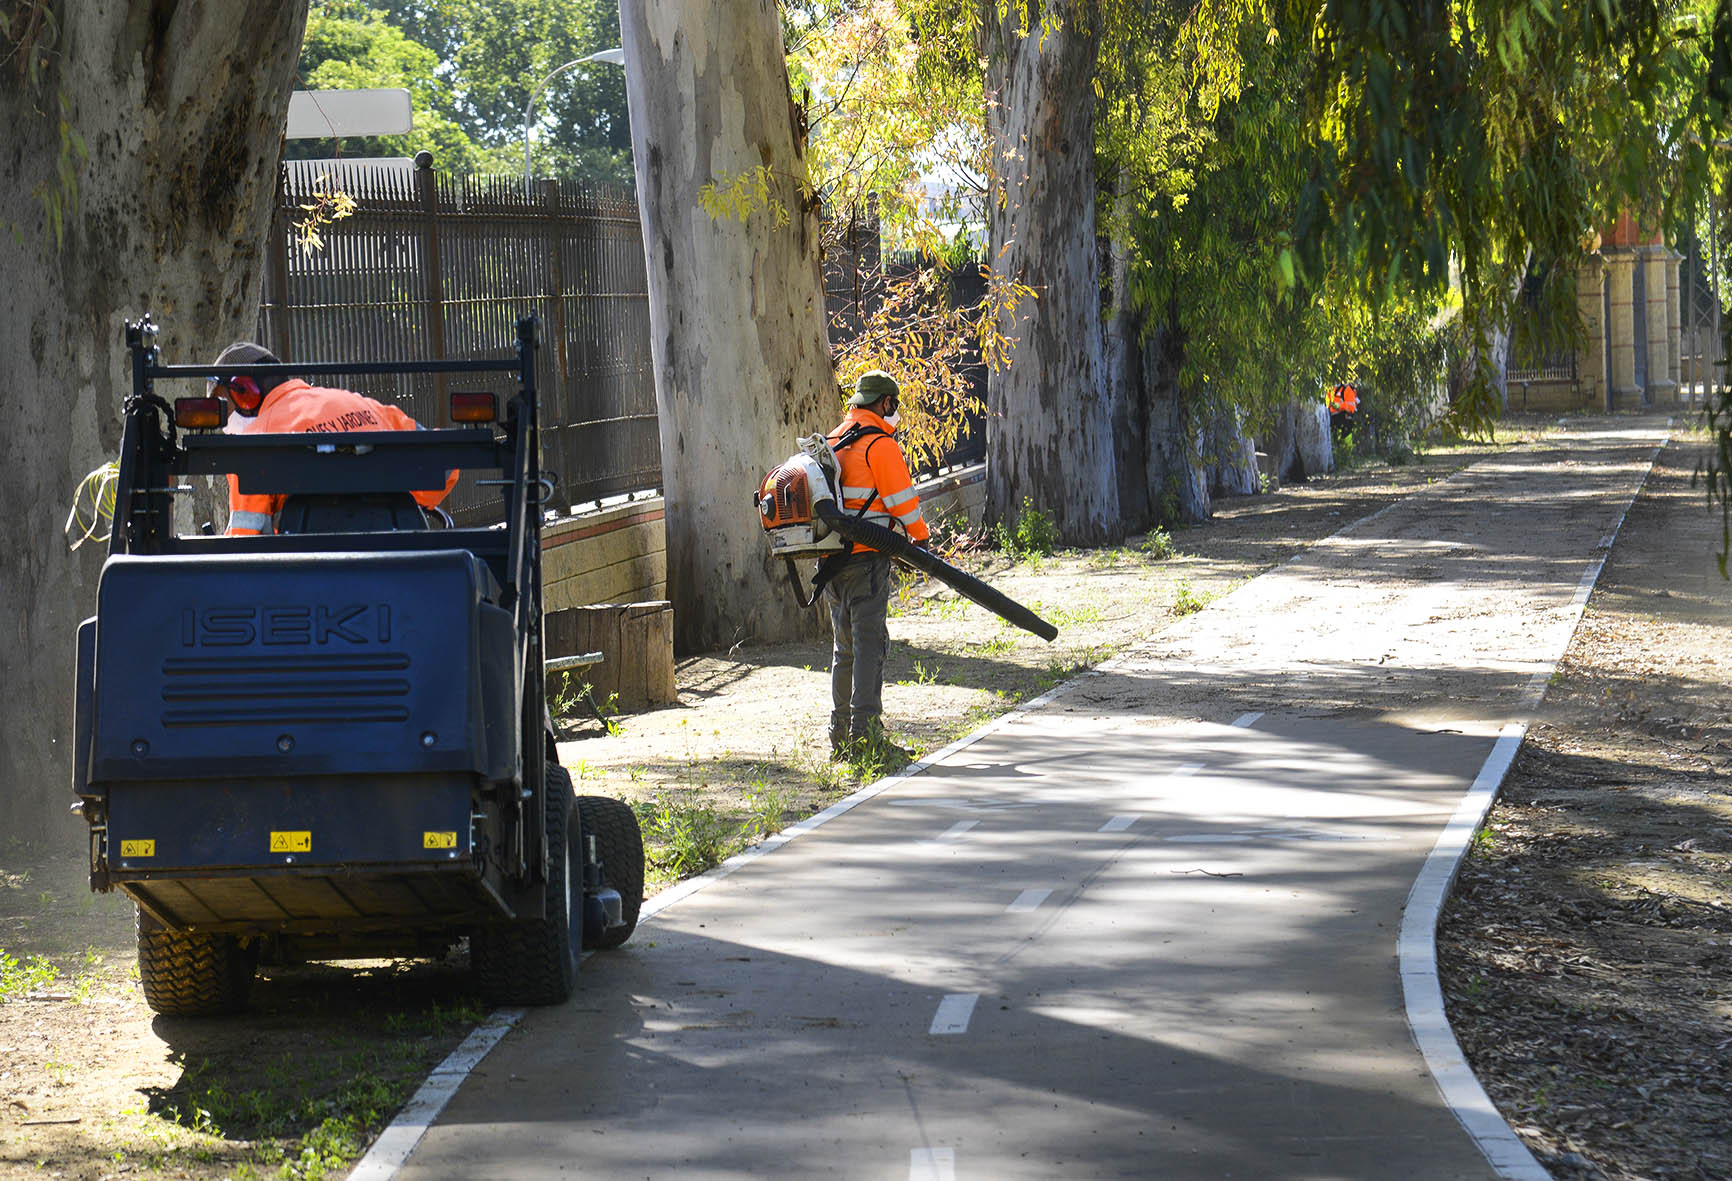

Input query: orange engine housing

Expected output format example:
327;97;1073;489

757;458;816;530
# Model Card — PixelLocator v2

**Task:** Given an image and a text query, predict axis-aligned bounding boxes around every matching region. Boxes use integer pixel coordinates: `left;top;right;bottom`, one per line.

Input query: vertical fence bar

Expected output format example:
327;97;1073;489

416;155;450;423
265;170;295;362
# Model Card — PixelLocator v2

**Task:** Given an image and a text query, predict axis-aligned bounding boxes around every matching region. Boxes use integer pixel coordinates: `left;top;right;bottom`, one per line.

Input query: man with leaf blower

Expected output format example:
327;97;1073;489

821;371;928;762
755;374;1058;761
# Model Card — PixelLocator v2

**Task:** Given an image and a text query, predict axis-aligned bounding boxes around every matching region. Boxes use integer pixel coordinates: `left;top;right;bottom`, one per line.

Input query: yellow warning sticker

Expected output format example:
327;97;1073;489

120;839;155;858
270;831;312;853
423;831;458;850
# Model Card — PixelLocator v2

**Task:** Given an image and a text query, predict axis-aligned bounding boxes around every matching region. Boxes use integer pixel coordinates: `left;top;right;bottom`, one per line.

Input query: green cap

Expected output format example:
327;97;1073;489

847;370;900;408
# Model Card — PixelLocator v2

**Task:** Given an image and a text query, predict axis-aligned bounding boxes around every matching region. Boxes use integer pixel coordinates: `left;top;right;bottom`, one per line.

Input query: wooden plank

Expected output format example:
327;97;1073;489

544;602;675;710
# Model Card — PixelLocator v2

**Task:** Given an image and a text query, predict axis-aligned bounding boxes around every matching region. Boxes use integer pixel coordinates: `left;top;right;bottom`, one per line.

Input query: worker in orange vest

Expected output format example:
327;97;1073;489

822;370;930;761
207;342;458;536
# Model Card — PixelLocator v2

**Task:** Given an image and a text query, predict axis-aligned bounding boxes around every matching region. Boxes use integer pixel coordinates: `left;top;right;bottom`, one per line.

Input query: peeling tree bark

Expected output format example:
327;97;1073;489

620;0;835;654
0;0;307;841
982;2;1120;546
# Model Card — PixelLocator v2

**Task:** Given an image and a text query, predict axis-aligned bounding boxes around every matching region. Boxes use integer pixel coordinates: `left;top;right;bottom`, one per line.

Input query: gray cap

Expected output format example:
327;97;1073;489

847;370;899;408
212;341;280;368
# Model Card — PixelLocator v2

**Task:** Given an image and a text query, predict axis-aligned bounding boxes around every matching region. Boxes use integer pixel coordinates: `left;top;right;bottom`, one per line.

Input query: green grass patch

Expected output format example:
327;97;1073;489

0;948;60;1002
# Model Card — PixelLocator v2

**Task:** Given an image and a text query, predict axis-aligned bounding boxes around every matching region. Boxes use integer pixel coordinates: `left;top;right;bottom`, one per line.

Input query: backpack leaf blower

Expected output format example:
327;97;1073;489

755;434;1059;642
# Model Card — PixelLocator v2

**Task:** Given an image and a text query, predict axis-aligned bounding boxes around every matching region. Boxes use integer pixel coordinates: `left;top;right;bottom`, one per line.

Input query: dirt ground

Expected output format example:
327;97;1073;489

1435;431;1732;1181
2;416;1725;1178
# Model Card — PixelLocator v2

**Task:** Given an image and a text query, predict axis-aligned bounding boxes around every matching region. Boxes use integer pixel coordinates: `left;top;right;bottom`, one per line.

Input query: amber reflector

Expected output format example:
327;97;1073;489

175;396;227;430
450;391;497;423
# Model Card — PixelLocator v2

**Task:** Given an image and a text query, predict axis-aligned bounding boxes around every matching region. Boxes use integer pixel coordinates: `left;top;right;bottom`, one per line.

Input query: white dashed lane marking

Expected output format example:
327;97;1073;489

1098;814;1138;833
928;993;979;1035
910;1146;956;1180
1006;887;1052;913
1233;711;1264;727
936;820;978;840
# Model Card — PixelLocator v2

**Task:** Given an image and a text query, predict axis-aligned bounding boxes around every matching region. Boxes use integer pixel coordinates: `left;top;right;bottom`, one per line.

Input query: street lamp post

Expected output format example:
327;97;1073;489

523;46;625;196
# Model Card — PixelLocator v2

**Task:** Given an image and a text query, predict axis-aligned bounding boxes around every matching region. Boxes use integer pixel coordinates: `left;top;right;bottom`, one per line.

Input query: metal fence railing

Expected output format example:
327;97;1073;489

259;165;988;525
260;159;659;523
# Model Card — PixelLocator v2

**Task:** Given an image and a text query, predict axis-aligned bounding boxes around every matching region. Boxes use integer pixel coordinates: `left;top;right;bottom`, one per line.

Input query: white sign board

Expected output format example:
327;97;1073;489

287;88;413;140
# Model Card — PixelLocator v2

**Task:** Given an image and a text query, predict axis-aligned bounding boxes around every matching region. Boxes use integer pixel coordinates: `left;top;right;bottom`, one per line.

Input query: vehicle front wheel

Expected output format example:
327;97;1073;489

577;795;644;950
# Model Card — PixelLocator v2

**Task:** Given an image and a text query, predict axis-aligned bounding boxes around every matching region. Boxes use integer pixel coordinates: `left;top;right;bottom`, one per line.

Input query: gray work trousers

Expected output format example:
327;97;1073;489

823;552;892;736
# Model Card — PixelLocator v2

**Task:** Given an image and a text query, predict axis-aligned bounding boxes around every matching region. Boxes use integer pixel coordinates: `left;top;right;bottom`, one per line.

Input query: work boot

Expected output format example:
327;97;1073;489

849;716;911;766
828;711;851;761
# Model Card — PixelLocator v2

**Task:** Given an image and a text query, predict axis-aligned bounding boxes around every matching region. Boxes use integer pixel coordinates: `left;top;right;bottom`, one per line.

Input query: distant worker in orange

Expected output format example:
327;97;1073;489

821;370;929;761
207;342;458;536
1328;382;1359;445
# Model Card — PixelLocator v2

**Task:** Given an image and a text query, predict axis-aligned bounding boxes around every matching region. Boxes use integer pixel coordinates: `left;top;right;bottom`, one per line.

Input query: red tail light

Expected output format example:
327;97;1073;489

174;396;228;430
451;391;497;423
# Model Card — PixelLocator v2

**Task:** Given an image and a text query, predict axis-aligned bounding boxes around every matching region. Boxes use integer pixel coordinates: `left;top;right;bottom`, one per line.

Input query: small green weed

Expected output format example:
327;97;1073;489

908;660;941;686
549;675;623;735
1042;604;1102;628
1171;580;1210;617
634;796;737;876
1140;527;1175;560
743;780;793;839
0;950;59;1002
994;497;1058;560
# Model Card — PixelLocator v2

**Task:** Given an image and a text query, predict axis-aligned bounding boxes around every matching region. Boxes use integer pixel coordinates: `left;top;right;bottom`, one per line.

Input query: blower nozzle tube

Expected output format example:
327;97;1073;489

815;501;1059;642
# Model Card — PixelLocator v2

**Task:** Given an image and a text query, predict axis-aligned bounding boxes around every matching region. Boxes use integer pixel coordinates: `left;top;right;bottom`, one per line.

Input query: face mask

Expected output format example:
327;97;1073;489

884;412;900;428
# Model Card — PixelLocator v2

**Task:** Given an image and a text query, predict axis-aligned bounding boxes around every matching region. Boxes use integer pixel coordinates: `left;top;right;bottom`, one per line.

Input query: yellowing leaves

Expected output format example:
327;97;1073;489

699;165;792;230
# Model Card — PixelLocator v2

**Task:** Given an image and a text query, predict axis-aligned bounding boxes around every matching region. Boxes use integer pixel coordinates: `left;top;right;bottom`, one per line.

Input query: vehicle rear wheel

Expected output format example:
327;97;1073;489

577;795;644;950
472;763;580;1005
136;910;257;1017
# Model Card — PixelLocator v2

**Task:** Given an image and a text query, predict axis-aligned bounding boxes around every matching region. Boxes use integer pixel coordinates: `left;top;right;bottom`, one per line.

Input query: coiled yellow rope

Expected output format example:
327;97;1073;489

64;460;119;550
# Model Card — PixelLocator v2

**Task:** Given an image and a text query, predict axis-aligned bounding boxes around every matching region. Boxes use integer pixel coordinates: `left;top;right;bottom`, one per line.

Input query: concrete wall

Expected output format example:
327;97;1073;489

541;465;988;612
543;499;667;612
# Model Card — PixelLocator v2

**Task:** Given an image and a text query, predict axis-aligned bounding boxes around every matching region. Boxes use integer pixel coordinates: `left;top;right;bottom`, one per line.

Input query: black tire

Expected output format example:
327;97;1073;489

136;910;256;1017
577;795;644;950
472;763;580;1005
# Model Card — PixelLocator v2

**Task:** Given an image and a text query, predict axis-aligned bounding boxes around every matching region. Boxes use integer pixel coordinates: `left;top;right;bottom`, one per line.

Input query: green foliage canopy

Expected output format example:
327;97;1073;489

292;0;630;182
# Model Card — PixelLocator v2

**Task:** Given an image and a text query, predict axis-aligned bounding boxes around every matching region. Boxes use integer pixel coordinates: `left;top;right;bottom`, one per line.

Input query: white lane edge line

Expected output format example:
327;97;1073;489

910;1146;957;1181
1006;887;1052;913
1400;727;1547;1180
1098;814;1138;833
928;993;979;1035
1400;429;1664;1181
1232;711;1263;727
347;1008;524;1181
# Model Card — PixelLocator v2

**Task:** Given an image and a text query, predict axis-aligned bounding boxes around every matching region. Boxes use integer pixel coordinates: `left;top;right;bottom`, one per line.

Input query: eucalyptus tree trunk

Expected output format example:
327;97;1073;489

620;0;835;653
1140;313;1211;525
0;0;307;843
982;2;1121;546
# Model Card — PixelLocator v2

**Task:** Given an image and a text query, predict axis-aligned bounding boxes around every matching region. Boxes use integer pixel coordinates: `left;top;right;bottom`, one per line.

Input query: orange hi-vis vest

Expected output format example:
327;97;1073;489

1329;384;1359;414
826;406;929;553
225;379;458;536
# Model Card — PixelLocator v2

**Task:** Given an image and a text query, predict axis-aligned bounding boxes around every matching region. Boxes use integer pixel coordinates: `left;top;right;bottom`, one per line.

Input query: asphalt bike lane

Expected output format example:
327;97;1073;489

384;419;1668;1180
